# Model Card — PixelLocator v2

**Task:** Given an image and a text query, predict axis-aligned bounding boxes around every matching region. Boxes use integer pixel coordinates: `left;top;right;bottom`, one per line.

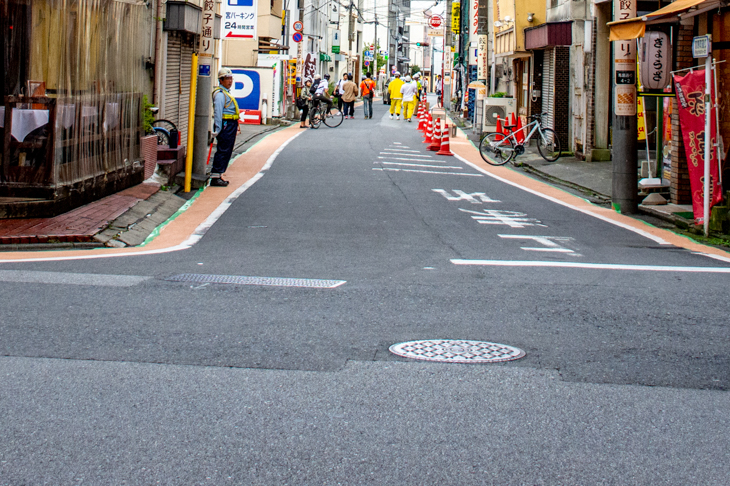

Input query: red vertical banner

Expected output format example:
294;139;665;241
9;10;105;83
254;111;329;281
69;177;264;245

673;69;723;222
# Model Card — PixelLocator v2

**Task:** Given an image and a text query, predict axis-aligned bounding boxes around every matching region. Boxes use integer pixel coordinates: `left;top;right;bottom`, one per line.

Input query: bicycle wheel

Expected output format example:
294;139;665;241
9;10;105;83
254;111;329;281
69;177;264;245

152;127;170;146
309;107;321;129
322;107;344;128
537;127;561;162
479;132;515;166
152;119;178;132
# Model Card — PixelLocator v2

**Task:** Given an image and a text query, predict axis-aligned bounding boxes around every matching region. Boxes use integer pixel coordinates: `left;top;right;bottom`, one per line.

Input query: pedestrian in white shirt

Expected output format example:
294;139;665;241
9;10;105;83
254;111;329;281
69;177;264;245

400;76;418;122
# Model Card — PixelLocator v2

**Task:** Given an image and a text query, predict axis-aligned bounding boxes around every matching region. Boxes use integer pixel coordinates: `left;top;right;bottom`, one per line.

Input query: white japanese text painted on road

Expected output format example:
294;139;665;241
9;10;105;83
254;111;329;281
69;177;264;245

432;189;500;204
459;209;547;228
498;235;580;256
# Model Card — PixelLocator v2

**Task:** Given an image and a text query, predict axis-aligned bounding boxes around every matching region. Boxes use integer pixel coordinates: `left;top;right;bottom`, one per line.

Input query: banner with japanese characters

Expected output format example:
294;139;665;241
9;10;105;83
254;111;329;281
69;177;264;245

223;0;257;39
673;69;723;222
613;0;636;116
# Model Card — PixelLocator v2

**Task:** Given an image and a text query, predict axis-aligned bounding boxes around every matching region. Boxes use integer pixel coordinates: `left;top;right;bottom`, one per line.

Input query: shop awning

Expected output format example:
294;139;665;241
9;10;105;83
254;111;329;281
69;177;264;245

608;0;712;41
525;21;573;50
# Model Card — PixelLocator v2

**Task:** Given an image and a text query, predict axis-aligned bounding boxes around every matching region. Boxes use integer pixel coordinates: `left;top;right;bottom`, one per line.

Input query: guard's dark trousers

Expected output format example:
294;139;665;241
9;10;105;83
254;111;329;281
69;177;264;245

211;119;237;177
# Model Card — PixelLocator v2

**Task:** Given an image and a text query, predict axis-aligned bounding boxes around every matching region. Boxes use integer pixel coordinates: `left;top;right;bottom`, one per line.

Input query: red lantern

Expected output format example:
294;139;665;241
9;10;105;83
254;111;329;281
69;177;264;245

640;31;670;91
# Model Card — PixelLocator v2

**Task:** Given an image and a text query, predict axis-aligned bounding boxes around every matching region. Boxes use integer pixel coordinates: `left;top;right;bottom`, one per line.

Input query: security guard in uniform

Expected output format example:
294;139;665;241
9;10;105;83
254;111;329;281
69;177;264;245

210;68;240;187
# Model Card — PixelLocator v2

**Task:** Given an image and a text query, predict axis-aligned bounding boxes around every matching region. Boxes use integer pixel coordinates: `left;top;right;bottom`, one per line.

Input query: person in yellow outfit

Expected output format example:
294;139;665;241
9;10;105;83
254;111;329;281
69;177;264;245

388;72;404;120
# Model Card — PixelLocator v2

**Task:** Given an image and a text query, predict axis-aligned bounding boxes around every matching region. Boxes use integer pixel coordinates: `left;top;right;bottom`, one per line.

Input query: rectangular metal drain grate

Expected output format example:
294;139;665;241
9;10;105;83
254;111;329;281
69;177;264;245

165;274;346;288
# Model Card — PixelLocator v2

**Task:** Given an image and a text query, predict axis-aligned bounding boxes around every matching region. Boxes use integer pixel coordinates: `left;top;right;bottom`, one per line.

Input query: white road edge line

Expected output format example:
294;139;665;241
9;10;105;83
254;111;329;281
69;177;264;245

452;153;670;246
0;131;306;263
451;259;730;272
693;251;730;264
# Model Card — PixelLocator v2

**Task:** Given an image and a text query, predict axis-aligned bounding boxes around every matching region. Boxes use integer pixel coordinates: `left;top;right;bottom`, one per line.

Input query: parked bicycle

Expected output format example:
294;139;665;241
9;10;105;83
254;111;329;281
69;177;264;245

308;99;344;129
479;112;561;166
151;119;178;146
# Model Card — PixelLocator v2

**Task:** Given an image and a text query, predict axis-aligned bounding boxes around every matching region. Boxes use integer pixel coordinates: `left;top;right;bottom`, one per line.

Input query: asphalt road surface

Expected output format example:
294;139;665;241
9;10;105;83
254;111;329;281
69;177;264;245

1;99;729;485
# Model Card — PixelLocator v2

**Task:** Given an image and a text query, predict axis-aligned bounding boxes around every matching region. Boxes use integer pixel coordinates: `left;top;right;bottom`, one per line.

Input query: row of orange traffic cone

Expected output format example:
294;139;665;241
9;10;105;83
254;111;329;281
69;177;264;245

495;112;524;143
415;101;453;156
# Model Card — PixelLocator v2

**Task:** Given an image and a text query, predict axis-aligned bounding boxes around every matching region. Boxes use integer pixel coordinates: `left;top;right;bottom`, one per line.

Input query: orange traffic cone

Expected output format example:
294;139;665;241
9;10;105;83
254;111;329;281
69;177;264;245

423;115;433;143
422;111;431;134
437;124;454;156
495;116;504;135
417;111;426;131
429;118;442;151
515;115;525;143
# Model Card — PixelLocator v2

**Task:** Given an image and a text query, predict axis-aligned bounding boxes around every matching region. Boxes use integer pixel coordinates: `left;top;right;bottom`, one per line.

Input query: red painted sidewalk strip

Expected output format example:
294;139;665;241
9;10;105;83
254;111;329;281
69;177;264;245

0;183;160;244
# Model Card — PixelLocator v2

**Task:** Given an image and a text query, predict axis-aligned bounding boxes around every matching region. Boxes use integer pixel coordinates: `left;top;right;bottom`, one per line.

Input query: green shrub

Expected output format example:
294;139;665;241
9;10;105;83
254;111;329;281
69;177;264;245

142;94;155;135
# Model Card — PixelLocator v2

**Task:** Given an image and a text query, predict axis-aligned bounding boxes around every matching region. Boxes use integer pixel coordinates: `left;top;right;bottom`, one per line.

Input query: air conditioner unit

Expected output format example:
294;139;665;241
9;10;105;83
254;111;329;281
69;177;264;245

482;97;517;133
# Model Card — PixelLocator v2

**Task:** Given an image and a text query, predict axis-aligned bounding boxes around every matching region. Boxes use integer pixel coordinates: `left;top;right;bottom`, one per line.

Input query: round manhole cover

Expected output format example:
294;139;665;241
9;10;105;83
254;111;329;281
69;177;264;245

389;339;525;363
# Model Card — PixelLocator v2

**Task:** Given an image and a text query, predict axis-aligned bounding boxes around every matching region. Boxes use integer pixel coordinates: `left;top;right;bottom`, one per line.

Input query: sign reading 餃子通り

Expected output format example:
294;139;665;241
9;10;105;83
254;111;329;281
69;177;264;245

223;0;257;39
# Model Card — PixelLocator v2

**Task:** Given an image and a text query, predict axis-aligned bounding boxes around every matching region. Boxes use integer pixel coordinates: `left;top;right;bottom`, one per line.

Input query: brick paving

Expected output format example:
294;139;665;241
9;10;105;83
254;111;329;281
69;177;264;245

0;183;160;245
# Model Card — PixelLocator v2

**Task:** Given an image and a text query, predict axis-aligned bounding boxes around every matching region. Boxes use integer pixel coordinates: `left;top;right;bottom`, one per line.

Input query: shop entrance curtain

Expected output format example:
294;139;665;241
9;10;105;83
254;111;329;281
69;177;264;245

1;0;152;187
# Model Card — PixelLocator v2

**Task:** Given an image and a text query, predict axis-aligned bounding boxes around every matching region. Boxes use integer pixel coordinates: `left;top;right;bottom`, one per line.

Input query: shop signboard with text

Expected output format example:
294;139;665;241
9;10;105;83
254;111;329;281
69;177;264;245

223;0;257;38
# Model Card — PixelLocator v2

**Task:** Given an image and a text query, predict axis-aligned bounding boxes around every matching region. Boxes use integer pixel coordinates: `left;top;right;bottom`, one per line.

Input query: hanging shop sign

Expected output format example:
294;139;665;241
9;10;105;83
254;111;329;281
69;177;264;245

199;0;216;61
303;52;317;82
692;35;711;58
477;35;488;80
223;0;257;39
452;1;460;34
613;0;636;116
639;31;670;90
673;69;723;221
332;30;341;54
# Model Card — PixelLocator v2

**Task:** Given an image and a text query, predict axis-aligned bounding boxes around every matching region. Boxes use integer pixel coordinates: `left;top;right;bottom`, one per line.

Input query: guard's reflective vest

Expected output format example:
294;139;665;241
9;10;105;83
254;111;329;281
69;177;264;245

212;86;240;120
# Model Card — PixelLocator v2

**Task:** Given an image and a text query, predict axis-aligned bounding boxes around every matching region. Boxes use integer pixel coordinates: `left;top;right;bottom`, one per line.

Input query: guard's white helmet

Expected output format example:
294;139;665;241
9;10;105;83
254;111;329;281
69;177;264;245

218;68;233;79
395;71;401;76
404;76;412;82
314;73;322;80
413;72;421;78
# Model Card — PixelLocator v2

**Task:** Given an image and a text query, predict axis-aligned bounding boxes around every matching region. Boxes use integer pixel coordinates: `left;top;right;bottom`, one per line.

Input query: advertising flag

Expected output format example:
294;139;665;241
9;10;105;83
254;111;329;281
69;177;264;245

673;69;723;222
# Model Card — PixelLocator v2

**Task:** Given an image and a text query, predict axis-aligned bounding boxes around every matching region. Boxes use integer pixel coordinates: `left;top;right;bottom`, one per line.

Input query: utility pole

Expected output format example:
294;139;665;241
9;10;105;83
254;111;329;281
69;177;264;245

612;0;638;213
348;0;355;73
192;0;217;187
373;15;378;85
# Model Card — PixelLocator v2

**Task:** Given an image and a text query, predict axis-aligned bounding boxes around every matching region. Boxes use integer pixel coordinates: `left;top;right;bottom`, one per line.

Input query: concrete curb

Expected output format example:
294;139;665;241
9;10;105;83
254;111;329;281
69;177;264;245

518;161;612;203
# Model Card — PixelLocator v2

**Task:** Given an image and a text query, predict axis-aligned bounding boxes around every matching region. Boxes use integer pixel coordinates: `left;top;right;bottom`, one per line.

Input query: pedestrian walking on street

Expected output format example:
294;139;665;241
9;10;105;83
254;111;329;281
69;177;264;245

413;72;423;102
210;68;240;187
400;75;418;122
388;72;404;120
341;74;358;119
435;74;443;107
298;79;313;128
360;73;376;119
335;74;347;112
